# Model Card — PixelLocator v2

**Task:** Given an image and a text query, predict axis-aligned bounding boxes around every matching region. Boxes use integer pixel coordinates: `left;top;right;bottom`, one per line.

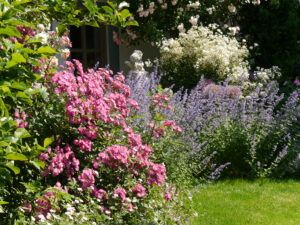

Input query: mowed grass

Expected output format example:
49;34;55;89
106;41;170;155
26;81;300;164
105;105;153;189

190;179;300;225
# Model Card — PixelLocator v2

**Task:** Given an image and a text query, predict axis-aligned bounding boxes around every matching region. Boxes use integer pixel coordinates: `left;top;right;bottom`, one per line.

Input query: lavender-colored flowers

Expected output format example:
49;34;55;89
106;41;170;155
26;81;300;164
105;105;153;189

126;68;300;178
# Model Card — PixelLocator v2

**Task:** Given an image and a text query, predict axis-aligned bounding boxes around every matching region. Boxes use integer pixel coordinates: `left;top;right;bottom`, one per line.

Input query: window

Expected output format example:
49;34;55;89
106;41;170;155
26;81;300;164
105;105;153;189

69;25;107;70
69;25;120;72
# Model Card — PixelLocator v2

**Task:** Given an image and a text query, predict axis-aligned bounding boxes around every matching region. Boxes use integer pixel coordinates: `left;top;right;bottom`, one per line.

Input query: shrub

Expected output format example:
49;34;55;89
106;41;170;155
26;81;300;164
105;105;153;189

127;67;300;178
9;60;195;224
115;0;267;44
159;24;250;91
126;68;230;183
239;0;300;81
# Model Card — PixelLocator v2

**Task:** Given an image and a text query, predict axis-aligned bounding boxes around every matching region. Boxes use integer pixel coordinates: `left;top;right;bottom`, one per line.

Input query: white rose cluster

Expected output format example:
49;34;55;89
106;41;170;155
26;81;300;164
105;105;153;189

159;24;279;94
242;66;281;96
160;24;249;84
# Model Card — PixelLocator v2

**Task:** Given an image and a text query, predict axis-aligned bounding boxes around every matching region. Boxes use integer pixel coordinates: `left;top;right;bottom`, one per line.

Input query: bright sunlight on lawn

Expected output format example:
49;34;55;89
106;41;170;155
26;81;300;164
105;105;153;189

192;179;300;225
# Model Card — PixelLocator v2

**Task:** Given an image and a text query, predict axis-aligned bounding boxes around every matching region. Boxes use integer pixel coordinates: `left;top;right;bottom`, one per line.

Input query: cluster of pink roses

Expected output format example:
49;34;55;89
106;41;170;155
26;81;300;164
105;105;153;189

41;144;80;179
36;60;171;219
148;94;182;138
14;110;28;128
35;192;57;221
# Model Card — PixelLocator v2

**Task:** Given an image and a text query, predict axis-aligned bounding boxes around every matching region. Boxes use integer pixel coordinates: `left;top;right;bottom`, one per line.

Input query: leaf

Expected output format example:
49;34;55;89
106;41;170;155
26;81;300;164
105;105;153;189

37;46;56;54
26;37;42;44
14;128;31;139
0;167;12;184
0;98;9;117
0;201;8;205
20;48;35;54
5;165;20;175
119;9;131;19
20;182;39;193
30;159;45;170
6;52;26;68
16;91;30;99
83;0;96;13
5;153;28;161
11;82;25;90
0;141;10;147
43;136;54;148
16;92;32;104
57;24;67;36
2;8;16;21
0;26;21;38
102;6;113;14
12;0;31;6
125;20;139;26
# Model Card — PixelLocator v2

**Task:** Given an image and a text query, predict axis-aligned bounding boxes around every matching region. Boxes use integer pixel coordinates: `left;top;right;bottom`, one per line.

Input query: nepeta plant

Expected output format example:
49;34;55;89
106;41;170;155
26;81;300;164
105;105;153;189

126;68;229;183
127;68;300;178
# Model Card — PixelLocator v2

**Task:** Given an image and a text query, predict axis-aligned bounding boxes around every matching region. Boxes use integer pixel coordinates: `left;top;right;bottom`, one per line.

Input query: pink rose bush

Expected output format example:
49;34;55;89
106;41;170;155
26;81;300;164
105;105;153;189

22;60;192;224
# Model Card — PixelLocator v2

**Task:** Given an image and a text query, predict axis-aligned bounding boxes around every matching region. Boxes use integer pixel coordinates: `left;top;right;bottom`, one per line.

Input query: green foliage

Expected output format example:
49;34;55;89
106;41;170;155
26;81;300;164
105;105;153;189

0;0;139;223
239;0;300;81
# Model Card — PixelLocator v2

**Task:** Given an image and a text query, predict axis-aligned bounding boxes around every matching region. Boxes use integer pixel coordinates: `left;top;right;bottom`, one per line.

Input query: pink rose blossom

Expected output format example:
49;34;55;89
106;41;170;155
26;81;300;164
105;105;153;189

132;184;147;198
164;120;175;126
113;187;127;201
173;125;182;132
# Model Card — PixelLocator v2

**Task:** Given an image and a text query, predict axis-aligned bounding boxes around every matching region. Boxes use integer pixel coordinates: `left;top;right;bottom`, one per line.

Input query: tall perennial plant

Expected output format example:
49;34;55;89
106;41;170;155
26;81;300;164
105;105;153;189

126;68;300;178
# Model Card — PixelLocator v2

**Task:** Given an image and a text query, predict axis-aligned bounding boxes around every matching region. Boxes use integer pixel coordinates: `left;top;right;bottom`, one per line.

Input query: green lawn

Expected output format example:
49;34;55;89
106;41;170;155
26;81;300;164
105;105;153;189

191;179;300;225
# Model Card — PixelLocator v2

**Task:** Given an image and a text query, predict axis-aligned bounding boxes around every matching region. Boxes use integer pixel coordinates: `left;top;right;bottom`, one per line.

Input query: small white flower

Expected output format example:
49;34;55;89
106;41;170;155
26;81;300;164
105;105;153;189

228;4;236;14
137;5;143;13
50;57;58;67
36;32;48;44
112;194;118;199
105;210;111;215
38;214;46;222
161;3;167;9
189;16;199;26
253;0;261;5
77;188;83;192
118;1;129;10
177;23;185;33
37;24;45;33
